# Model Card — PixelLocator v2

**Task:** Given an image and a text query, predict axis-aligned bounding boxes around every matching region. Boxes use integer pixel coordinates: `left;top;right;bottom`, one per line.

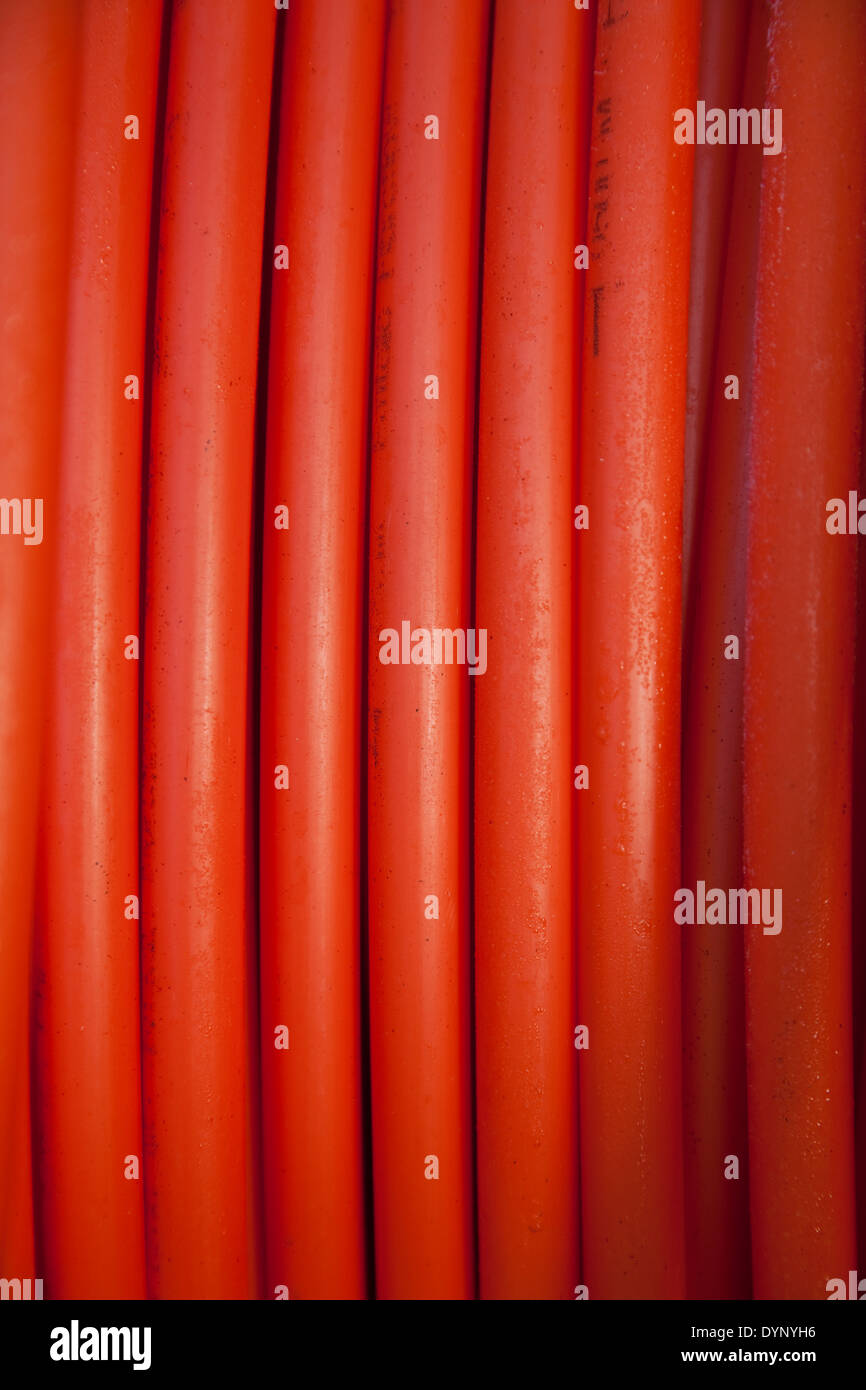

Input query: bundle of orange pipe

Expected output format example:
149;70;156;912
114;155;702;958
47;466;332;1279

0;0;864;1308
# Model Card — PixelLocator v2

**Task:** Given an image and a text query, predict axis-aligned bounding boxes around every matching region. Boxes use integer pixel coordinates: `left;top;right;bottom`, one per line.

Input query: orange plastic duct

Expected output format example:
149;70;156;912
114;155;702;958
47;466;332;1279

141;0;275;1299
33;0;162;1301
743;0;866;1301
475;0;593;1301
577;0;700;1300
260;0;386;1301
367;0;490;1300
0;0;79;1283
